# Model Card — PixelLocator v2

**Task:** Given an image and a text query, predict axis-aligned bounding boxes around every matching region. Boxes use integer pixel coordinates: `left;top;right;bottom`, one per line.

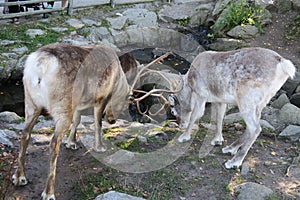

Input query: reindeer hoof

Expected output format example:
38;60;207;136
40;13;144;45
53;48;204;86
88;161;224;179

93;146;107;153
222;146;238;155
12;174;28;186
211;139;223;146
65;142;79;150
224;160;241;170
41;192;55;200
177;134;191;143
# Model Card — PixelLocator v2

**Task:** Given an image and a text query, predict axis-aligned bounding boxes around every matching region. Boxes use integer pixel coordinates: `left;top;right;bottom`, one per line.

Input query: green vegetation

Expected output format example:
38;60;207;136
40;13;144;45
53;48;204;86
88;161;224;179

285;14;300;40
0;21;68;54
211;0;263;34
74;166;189;200
175;17;190;26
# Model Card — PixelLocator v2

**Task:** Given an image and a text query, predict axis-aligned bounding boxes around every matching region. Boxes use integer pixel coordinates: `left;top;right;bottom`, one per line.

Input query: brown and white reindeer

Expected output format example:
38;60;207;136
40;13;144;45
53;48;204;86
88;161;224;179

65;51;139;150
12;43;131;200
168;47;296;169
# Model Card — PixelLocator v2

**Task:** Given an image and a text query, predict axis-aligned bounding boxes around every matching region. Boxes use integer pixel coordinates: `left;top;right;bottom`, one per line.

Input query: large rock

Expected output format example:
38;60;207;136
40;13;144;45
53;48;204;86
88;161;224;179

123;8;157;28
25;29;45;38
206;38;248;51
159;2;214;26
270;93;290;109
95;191;145;200
235;182;274;200
279;103;300;125
65;18;85;29
279;125;300;141
290;93;300;108
212;0;231;17
0;59;17;83
282;72;300;97
227;25;259;39
0;129;19;147
0;111;22;123
224;112;242;124
107;16;128;30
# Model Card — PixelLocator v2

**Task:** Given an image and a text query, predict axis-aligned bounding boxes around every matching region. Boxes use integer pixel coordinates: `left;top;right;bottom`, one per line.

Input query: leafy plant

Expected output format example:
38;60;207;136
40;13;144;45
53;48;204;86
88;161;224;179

176;17;190;26
211;0;263;34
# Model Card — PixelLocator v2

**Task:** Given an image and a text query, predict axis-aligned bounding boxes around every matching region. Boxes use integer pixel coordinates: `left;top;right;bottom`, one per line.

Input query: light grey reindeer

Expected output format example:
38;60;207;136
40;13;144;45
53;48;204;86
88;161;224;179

12;43;130;200
168;47;296;169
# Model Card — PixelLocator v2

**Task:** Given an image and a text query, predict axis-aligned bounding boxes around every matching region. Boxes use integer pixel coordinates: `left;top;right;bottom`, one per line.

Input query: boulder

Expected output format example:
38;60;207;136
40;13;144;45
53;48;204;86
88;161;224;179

0;40;15;46
206;38;248;51
270;93;290;109
227;25;259;39
95;191;145;200
159;2;214;26
12;46;28;55
0;129;19;147
279;103;300;125
0;59;17;83
25;29;45;38
235;182;274;200
123;8;157;28
260;119;275;131
0;111;22;123
279;125;300;141
290;93;300;108
65;18;85;29
212;0;231;17
107;16;128;30
255;0;276;9
224;113;242;124
81;18;101;26
282;72;300;97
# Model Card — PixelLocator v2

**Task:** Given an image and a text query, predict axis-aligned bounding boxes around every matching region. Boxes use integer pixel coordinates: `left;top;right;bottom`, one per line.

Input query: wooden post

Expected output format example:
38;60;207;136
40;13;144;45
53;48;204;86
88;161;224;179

67;0;73;15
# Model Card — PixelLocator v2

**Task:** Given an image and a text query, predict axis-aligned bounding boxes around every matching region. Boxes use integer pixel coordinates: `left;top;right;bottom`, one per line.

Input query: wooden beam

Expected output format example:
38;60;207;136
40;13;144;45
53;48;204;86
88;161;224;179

0;7;66;20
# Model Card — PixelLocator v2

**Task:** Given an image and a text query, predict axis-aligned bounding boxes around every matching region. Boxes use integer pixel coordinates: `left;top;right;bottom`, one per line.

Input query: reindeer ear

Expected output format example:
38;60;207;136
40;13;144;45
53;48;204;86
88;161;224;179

168;94;177;106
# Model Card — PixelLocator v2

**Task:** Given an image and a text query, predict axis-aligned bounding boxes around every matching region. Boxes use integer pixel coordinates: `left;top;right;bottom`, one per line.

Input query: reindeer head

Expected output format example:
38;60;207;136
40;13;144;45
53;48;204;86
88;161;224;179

168;80;192;129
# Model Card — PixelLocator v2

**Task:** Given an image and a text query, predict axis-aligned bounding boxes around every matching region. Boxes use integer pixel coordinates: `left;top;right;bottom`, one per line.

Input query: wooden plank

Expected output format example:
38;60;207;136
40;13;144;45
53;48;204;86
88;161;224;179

0;7;66;19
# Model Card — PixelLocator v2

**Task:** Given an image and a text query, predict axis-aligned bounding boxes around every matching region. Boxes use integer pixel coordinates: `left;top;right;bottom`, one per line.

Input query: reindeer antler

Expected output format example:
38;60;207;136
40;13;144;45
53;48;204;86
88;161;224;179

129;52;183;116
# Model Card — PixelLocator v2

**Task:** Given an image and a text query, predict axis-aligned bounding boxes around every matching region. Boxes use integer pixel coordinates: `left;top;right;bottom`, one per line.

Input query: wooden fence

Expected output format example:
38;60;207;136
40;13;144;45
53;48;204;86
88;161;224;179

0;0;154;20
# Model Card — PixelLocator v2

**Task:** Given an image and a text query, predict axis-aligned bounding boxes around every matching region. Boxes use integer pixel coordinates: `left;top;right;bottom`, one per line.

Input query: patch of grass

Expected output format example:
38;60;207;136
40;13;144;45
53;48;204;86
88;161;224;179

285;14;300;40
266;194;282;200
74;166;189;200
211;0;263;34
175;17;190;26
0;20;71;57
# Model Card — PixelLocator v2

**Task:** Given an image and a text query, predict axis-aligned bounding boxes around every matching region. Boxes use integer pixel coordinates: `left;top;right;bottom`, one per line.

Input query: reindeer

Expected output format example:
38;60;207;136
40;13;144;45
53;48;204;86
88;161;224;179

12;43;131;200
65;51;139;150
168;47;296;169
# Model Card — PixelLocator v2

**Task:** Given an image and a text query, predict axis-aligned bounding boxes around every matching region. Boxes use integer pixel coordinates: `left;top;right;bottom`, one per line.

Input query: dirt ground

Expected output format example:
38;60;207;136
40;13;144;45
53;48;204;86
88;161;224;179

1;5;300;200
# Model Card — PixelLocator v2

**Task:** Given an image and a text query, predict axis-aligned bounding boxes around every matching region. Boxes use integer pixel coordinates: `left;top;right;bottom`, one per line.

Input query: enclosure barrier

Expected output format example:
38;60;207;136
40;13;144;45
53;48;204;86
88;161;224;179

0;0;154;20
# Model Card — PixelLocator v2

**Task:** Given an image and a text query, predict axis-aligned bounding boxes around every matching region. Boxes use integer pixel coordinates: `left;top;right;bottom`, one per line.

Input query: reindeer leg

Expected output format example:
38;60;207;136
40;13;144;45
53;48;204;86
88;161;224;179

13;96;41;186
93;104;107;152
42;114;71;200
224;105;262;169
211;103;226;146
178;97;206;143
65;110;80;150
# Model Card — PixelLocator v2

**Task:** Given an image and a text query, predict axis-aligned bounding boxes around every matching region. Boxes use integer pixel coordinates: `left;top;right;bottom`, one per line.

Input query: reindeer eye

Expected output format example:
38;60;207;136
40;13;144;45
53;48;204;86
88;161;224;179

170;107;177;116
